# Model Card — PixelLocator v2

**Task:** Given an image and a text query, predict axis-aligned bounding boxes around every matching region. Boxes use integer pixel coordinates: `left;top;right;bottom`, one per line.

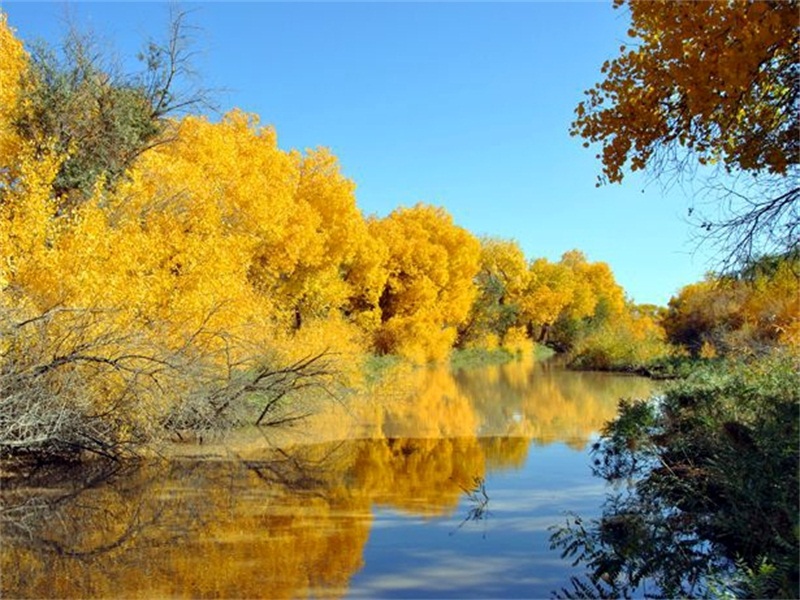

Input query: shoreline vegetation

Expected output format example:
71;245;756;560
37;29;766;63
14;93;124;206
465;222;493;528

551;350;799;599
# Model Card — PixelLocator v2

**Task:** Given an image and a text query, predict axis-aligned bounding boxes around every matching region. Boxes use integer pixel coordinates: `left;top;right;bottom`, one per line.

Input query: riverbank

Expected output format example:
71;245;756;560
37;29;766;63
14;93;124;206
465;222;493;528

552;348;800;598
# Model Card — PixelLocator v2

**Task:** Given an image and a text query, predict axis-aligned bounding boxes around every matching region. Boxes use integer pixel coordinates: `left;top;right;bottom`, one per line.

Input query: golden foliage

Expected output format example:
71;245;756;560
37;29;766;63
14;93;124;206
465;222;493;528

0;142;63;303
0;12;28;181
370;204;481;363
478;237;530;297
459;237;530;349
573;0;799;184
0;10;668;458
521;251;626;333
664;259;800;357
522;258;575;328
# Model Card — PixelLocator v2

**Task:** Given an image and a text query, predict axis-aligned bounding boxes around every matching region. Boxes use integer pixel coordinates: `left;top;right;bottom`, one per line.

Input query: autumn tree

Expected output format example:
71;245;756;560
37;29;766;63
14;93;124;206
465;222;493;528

518;250;626;349
560;250;626;321
0;12;61;304
573;0;799;266
341;230;389;336
547;251;627;351
0;12;27;182
519;258;575;343
0;12;350;459
282;147;378;330
663;254;799;357
512;249;668;370
0;111;349;457
458;237;529;349
370;204;480;363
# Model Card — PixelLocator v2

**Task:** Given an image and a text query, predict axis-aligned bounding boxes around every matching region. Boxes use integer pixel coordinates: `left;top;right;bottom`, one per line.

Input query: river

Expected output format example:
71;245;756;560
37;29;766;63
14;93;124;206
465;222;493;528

1;356;655;599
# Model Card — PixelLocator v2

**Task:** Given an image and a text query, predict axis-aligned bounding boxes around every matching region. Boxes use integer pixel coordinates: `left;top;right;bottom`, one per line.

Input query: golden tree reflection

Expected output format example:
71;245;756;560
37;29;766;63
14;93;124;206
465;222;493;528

454;355;655;449
1;359;655;599
1;455;371;599
351;437;486;516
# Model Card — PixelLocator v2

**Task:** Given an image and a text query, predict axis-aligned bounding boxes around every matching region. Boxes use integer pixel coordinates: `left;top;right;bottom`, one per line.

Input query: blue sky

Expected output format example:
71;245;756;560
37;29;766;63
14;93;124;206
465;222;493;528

2;1;715;306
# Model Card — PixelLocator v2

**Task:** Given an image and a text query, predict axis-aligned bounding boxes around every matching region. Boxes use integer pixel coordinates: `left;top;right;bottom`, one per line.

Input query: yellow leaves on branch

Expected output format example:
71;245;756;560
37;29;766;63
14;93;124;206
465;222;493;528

115;112;294;339
663;260;800;356
0;141;63;303
479;237;530;301
574;0;799;183
522;250;625;329
523;258;576;327
0;14;46;293
458;237;530;350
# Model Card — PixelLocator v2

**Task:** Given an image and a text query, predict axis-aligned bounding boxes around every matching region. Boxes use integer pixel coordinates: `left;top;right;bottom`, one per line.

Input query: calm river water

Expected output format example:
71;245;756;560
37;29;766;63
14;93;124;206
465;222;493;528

1;356;655;599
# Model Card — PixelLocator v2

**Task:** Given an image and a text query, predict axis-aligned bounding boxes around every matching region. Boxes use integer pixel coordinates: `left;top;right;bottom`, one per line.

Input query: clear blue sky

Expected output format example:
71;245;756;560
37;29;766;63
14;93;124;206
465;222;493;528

2;1;716;306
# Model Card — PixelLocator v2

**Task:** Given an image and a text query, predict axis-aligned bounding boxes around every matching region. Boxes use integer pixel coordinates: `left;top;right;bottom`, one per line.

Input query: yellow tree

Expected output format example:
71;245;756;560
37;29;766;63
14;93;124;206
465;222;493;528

1;12;368;457
0;12;73;317
573;0;799;264
0;12;27;176
564;250;626;320
282;148;376;330
459;237;530;349
0;12;38;297
84;111;290;341
341;228;389;337
114;110;393;375
370;204;480;363
521;250;667;368
664;278;750;358
555;251;628;350
664;256;800;357
0;101;357;457
743;259;800;347
568;303;669;370
114;111;371;373
559;250;601;321
519;258;575;342
520;251;627;350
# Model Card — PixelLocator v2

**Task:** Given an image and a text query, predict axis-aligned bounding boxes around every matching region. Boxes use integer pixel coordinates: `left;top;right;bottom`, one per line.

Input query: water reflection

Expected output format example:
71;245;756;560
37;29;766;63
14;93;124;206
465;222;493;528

455;355;655;448
450;477;491;538
1;358;655;599
2;451;369;599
